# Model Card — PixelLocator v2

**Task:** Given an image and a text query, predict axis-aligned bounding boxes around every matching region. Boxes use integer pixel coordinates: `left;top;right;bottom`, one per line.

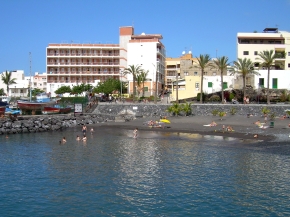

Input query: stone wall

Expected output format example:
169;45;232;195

1;104;289;135
95;104;290;117
0;114;114;135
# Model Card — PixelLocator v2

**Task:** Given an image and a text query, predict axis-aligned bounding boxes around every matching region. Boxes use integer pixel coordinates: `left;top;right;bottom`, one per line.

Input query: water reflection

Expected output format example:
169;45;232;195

1;128;290;216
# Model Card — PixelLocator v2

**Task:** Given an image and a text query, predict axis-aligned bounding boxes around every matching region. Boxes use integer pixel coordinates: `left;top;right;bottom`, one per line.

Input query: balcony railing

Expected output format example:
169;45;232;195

275;53;286;59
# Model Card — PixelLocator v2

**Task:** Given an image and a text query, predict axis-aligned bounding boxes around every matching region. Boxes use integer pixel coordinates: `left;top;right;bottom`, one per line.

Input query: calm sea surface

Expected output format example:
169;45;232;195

1;127;290;217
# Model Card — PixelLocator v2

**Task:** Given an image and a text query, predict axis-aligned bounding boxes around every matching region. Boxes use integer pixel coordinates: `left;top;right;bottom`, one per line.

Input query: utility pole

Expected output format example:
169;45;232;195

153;64;158;104
29;52;32;102
176;64;178;103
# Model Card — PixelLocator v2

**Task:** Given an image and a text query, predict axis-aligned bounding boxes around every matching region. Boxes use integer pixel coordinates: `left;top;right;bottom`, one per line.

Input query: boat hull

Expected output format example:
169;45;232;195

0;106;5;115
43;106;71;115
17;101;56;110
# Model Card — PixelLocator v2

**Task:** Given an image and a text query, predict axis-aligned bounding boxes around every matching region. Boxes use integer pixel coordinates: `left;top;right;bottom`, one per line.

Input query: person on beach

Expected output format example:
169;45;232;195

90;128;94;134
264;114;268;124
210;121;217;127
82;125;87;136
76;135;80;141
133;128;138;139
226;126;234;132
62;137;66;143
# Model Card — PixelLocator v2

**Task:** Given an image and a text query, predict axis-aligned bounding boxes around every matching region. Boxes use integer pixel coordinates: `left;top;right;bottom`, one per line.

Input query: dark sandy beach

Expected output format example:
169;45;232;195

97;114;290;142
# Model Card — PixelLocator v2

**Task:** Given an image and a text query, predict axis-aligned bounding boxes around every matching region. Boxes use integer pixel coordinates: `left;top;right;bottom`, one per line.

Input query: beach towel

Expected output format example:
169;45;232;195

203;124;211;126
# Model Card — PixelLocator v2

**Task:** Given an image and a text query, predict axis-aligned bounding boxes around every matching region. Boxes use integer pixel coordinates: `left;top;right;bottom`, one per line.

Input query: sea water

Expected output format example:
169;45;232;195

0;127;290;216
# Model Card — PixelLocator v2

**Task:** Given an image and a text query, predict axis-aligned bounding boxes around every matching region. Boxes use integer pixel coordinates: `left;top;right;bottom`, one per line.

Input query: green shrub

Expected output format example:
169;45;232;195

166;103;182;116
229;92;235;101
209;95;221;102
261;107;270;115
218;111;226;120
181;101;192;116
230;107;237;115
269;112;276;121
211;109;219;116
197;93;206;101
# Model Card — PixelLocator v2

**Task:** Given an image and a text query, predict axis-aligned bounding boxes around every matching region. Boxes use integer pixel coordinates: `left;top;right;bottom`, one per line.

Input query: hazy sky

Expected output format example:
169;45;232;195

1;0;289;75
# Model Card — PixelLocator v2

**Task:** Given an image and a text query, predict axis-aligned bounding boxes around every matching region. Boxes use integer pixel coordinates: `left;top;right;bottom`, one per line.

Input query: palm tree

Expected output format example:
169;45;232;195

1;70;17;96
194;54;212;103
123;65;143;98
231;58;260;100
212;56;231;103
139;70;149;97
256;50;277;104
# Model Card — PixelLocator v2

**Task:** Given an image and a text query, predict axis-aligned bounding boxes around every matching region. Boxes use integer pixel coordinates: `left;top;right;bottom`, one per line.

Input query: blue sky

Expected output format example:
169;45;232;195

1;0;290;75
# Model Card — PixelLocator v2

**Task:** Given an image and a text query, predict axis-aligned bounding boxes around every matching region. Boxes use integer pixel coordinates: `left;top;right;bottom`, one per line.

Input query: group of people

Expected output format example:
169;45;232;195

60;124;94;144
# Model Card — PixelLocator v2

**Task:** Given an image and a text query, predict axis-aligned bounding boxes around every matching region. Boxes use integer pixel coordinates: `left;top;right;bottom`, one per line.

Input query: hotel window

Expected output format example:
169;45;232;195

254;51;258;55
195;82;199;88
184;72;188;76
243;51;249;55
288;52;290;56
208;82;212;88
194;72;198;76
259;78;264;88
288;63;290;68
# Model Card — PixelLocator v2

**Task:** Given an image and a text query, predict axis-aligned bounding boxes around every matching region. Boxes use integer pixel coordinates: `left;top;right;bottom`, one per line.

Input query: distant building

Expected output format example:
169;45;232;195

0;70;28;97
46;26;166;97
237;27;290;90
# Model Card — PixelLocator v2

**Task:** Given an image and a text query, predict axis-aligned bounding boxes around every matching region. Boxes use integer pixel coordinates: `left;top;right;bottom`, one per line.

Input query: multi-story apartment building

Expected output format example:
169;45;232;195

32;72;47;92
46;43;120;96
120;26;166;96
46;26;166;97
237;27;290;90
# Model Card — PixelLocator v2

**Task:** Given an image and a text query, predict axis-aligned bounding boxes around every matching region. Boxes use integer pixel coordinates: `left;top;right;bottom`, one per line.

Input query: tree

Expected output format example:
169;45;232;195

230;58;260;100
194;54;213;103
256;50;277;104
55;85;72;95
93;78;120;95
123;65;143;98
1;70;17;96
31;88;45;97
212;56;231;103
0;88;5;96
138;70;149;97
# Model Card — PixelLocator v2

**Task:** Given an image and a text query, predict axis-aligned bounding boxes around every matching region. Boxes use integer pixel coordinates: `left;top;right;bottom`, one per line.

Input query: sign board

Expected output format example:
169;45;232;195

74;103;83;113
133;106;138;110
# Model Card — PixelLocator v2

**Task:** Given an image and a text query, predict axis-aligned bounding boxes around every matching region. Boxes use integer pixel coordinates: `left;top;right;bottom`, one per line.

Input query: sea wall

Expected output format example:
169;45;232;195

1;104;289;135
0;114;114;135
95;104;290;117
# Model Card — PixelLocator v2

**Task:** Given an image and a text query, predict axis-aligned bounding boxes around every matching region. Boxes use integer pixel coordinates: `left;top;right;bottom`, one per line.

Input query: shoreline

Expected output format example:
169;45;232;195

96;115;290;142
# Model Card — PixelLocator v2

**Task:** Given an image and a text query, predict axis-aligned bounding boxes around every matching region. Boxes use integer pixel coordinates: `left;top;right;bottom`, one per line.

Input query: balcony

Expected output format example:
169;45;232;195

275;52;286;59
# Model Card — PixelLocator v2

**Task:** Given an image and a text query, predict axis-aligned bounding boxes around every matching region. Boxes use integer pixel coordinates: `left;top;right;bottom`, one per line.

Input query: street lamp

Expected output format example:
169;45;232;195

176;64;178;103
120;69;122;98
152;63;158;104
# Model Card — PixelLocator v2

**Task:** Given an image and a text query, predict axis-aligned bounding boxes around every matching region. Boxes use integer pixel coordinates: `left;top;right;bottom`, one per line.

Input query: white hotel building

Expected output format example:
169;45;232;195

237;27;290;90
46;26;166;96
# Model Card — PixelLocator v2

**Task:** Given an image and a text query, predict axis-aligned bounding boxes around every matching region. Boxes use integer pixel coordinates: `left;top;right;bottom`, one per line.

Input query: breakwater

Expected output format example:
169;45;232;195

0;114;114;135
1;104;289;135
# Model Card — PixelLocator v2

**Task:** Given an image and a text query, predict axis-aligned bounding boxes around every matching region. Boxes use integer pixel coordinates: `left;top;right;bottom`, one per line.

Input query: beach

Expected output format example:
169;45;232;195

98;114;290;142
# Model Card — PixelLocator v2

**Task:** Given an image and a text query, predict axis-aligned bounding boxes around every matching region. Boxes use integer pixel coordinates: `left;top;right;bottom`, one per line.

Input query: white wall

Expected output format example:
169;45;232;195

253;70;290;90
203;76;235;94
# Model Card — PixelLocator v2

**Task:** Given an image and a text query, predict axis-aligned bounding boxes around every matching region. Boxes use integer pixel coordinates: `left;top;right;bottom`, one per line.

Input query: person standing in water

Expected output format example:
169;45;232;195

82;125;87;136
133;128;138;139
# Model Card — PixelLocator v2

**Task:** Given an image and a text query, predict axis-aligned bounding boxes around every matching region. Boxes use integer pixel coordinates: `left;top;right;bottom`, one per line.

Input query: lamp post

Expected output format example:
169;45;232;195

119;69;123;102
176;64;178;103
152;63;158;104
257;83;260;104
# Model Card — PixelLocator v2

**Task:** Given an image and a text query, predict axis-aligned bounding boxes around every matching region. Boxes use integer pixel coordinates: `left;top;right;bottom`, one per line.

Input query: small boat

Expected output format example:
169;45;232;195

17;93;57;110
5;106;21;115
43;105;72;115
0;101;8;115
